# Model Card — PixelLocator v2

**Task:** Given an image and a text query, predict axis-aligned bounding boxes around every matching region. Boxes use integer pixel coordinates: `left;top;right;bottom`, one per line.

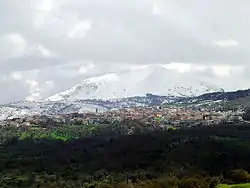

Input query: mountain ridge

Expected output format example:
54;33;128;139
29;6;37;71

46;65;224;101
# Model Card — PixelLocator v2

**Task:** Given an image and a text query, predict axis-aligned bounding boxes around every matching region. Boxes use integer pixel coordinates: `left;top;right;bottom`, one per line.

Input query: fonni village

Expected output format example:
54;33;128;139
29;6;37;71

0;105;245;130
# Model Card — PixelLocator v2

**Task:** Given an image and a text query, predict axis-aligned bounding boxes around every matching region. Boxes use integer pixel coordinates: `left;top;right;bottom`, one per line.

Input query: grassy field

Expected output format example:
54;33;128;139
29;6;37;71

219;183;250;188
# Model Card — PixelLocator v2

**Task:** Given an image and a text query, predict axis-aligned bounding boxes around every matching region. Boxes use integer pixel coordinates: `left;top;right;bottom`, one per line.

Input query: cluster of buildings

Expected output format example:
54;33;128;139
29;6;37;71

0;105;245;129
104;106;245;127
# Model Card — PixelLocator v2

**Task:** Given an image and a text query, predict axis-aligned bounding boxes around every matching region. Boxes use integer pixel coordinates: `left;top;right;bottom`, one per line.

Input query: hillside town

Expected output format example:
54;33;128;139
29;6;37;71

0;105;245;128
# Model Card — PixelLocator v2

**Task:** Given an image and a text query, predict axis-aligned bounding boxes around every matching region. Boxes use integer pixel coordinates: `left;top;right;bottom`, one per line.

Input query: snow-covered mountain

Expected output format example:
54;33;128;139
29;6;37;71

2;88;250;121
0;95;174;121
47;65;224;101
0;65;228;121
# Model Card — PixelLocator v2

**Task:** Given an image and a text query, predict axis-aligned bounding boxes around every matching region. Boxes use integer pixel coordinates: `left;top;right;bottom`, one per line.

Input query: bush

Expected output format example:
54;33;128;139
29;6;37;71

208;177;220;188
178;177;218;188
179;178;203;188
228;169;250;183
160;176;179;188
116;182;134;188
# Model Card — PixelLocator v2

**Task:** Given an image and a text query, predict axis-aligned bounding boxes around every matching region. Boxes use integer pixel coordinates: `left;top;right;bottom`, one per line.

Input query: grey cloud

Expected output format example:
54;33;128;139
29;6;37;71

0;57;64;73
1;0;249;66
1;0;250;103
0;79;29;104
30;0;249;64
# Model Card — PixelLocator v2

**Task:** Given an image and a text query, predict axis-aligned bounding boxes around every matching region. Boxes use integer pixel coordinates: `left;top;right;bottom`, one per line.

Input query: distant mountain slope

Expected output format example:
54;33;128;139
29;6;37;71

46;65;224;101
168;89;250;108
195;89;250;101
223;94;250;109
1;88;250;121
0;101;111;120
0;93;185;120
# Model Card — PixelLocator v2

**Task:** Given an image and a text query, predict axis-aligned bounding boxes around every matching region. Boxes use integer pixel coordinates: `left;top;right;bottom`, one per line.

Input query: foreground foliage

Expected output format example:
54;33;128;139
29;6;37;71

0;122;250;187
219;183;250;188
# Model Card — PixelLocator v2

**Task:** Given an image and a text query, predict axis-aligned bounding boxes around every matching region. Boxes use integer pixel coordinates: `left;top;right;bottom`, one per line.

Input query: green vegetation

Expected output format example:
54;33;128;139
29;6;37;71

0;121;250;187
219;183;250;188
6;124;110;142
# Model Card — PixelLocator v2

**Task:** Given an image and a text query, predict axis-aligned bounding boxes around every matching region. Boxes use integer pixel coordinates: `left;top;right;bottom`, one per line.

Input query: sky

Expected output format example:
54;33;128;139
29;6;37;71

1;0;250;103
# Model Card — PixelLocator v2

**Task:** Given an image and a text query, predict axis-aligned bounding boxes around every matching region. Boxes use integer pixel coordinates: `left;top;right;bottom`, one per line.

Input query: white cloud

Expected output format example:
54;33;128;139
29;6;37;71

68;20;92;39
152;2;164;15
162;63;244;78
2;33;28;59
43;80;55;92
45;80;54;86
78;61;95;74
26;80;39;89
11;72;23;80
26;80;42;101
5;33;26;44
130;64;149;71
211;64;244;77
163;63;192;73
214;39;239;47
0;33;56;61
36;44;53;57
35;0;54;12
32;12;57;28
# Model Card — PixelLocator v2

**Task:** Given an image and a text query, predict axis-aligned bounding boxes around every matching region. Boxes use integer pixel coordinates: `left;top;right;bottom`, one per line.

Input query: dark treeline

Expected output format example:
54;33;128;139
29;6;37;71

1;123;250;187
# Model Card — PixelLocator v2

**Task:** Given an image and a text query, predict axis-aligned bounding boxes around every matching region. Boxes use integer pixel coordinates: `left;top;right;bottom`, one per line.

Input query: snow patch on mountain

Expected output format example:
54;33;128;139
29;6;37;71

0;100;111;121
46;65;224;101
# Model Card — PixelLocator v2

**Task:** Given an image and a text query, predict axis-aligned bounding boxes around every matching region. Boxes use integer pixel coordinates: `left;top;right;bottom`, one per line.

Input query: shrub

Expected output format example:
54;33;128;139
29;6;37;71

208;177;220;188
228;169;250;183
178;177;216;188
160;176;179;188
179;178;203;188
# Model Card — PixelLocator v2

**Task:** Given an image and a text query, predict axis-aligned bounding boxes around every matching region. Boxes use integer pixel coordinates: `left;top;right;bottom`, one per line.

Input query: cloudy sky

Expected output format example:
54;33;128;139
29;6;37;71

1;0;250;103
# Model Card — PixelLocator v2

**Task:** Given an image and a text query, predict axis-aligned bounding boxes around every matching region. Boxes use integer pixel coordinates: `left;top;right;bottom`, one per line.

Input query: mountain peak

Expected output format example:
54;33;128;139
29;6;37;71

46;66;224;101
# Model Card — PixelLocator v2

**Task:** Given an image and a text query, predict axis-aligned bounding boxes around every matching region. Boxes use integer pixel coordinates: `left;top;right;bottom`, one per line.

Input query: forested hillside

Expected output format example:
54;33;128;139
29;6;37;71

0;122;250;187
